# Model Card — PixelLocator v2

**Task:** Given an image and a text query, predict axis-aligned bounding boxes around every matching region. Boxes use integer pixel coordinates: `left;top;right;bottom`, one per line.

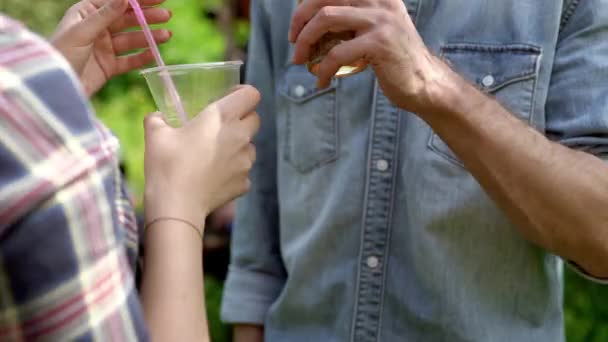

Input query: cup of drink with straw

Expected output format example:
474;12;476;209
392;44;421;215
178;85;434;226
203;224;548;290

128;0;242;127
140;62;243;127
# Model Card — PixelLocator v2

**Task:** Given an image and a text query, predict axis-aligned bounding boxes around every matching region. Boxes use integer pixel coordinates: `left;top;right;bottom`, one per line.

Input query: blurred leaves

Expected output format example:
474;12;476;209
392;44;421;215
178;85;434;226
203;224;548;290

565;270;608;342
0;0;72;36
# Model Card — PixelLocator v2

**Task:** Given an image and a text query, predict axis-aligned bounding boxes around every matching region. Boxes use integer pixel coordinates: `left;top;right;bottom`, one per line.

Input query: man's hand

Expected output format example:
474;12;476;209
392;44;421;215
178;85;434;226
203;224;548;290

52;0;172;96
233;324;264;342
289;0;445;114
290;0;608;278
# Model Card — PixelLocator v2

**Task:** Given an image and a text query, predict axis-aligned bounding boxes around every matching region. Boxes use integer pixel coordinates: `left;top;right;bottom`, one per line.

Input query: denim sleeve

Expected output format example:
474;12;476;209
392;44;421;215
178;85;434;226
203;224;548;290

546;0;608;284
221;0;287;324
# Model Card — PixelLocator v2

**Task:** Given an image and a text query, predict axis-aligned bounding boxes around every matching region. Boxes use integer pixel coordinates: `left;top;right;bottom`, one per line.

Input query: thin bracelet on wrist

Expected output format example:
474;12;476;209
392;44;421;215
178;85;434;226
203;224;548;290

144;217;203;240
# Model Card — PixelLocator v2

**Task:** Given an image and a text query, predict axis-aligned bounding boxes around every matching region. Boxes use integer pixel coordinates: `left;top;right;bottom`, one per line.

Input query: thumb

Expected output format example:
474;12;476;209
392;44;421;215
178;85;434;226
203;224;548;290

73;0;128;45
205;85;261;122
144;112;169;137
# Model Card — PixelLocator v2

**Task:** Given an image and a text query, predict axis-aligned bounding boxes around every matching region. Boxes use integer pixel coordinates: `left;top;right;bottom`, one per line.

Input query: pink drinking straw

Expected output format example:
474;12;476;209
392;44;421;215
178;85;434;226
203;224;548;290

128;0;188;125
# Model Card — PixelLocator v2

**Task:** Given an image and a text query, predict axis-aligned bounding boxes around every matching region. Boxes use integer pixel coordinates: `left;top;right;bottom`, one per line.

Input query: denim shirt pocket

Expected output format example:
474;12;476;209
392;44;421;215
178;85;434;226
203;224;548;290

428;43;542;167
279;64;339;173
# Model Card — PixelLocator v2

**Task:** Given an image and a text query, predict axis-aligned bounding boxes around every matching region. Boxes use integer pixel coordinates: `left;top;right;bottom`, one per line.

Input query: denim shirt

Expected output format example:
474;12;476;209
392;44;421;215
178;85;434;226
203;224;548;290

222;1;608;341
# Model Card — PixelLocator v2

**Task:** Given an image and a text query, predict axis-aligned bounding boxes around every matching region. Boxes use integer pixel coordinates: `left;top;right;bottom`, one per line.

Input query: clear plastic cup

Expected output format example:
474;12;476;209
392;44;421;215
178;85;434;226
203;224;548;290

141;61;243;127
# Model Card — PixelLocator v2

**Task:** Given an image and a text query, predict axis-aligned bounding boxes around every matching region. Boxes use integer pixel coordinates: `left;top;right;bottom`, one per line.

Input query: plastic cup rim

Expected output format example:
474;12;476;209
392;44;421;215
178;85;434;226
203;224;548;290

140;61;244;75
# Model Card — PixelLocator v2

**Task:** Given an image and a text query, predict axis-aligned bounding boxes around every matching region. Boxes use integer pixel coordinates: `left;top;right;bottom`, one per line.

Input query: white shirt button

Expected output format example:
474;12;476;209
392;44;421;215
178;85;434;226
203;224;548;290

367;256;380;269
293;85;306;98
376;159;389;172
482;74;495;88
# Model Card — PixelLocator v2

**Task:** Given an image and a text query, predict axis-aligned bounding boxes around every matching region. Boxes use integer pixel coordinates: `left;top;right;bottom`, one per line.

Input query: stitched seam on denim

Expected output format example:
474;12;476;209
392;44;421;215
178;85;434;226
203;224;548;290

428;133;465;167
483;74;536;93
375;110;401;342
349;80;380;342
259;0;274;69
281;86;338;172
334;79;340;166
441;43;542;54
527;51;542;126
560;0;581;33
352;89;399;341
279;82;337;104
283;83;292;168
413;0;423;25
439;44;541;91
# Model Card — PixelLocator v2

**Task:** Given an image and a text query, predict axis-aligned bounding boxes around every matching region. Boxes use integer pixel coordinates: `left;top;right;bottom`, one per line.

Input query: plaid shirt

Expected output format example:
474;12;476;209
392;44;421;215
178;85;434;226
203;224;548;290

0;16;147;341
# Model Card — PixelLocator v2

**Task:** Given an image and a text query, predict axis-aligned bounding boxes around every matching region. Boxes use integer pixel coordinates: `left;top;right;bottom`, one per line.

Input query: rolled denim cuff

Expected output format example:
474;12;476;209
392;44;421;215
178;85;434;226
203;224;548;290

567;261;608;285
221;266;285;324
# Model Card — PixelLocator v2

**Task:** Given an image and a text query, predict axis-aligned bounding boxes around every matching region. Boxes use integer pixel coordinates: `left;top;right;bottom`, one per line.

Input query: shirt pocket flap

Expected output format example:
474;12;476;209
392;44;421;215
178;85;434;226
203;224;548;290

278;64;340;173
440;43;541;93
429;43;542;168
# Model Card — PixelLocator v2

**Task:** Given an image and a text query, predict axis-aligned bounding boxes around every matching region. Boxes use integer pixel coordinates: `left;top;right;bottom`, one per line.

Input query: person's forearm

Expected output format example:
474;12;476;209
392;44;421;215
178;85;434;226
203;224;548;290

420;63;608;277
234;324;264;342
140;220;210;341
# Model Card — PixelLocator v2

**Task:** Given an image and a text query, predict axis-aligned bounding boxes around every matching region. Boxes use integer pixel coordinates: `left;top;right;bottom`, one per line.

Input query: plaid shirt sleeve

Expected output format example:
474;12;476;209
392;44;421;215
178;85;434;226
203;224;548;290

0;16;148;341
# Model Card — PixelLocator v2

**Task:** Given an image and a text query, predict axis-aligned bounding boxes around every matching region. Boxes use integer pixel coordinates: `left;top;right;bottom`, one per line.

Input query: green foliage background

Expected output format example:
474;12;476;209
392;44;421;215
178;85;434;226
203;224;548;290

2;1;607;341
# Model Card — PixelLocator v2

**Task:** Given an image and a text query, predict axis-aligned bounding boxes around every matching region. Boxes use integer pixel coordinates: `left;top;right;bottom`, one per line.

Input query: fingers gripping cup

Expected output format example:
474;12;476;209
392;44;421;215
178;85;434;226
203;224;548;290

141;62;243;127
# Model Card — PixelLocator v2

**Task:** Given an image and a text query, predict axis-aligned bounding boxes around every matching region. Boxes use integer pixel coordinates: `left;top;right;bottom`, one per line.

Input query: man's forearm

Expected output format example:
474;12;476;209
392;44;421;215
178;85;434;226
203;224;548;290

420;62;608;278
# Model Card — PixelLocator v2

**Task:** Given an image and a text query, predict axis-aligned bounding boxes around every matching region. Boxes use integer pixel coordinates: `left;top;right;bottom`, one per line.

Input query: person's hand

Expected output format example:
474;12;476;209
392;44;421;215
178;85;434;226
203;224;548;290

52;0;172;96
143;86;261;228
289;0;447;114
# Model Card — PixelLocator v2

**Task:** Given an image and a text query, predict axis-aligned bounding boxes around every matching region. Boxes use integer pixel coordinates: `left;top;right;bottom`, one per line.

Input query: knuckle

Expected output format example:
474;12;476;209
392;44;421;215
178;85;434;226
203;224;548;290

143;113;163;131
242;84;260;97
249;144;257;162
325;48;341;64
203;102;219;116
375;11;391;25
318;7;334;21
251;112;262;131
239;85;262;107
375;28;391;45
251;89;262;105
299;32;314;45
243;178;252;192
239;131;252;144
143;115;153;128
292;14;304;29
238;155;253;171
244;157;254;171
